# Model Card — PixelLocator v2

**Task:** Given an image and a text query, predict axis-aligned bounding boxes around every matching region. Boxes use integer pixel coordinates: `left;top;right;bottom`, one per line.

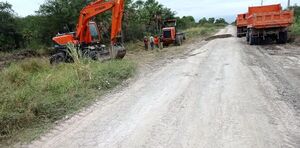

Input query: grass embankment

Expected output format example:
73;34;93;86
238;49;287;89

184;24;225;38
0;47;136;143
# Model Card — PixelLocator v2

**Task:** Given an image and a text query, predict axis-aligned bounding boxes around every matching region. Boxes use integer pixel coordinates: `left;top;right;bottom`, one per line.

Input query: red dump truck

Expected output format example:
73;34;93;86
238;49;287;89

236;13;248;37
246;4;294;45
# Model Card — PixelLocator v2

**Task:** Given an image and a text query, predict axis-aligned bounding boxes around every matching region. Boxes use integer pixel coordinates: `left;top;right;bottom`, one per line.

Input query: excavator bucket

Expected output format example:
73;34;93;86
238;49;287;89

110;43;126;59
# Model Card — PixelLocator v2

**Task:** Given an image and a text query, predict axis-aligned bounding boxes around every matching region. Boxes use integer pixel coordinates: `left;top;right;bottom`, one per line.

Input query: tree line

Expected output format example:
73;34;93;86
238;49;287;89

0;0;228;52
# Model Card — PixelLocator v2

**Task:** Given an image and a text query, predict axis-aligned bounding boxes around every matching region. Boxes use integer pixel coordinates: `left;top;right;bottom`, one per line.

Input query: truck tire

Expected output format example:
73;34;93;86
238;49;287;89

277;31;288;44
249;36;257;45
246;31;250;42
50;52;66;64
178;38;182;46
237;28;242;38
88;51;98;60
257;37;262;45
175;36;182;46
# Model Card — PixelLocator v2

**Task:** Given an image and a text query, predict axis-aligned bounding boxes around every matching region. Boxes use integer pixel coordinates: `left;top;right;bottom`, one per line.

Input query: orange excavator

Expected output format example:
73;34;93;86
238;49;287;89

50;0;126;64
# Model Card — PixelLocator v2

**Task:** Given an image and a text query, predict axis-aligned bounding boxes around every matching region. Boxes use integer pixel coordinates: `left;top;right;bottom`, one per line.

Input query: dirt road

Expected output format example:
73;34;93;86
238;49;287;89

27;26;300;148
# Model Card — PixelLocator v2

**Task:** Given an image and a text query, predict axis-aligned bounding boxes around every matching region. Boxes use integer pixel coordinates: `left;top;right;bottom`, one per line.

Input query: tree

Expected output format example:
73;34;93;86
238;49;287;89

215;18;228;24
0;2;22;50
208;17;215;24
123;0;175;40
198;17;208;25
36;0;93;45
291;5;299;22
177;16;196;29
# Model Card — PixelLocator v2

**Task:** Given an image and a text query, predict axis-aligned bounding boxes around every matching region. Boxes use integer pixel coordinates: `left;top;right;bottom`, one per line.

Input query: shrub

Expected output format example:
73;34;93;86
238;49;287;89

292;22;300;35
0;56;136;142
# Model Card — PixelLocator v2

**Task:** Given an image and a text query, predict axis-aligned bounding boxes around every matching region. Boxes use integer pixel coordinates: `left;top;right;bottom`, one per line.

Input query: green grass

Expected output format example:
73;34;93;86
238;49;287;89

184;24;224;38
0;51;136;144
292;21;300;35
125;41;144;52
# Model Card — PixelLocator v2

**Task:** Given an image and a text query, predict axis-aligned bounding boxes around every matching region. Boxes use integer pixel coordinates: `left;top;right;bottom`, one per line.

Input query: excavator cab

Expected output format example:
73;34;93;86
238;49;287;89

52;22;100;46
88;22;101;43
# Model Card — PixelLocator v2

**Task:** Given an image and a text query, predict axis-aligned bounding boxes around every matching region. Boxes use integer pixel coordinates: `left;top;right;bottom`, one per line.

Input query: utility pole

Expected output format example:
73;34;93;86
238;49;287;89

287;0;290;8
261;0;263;6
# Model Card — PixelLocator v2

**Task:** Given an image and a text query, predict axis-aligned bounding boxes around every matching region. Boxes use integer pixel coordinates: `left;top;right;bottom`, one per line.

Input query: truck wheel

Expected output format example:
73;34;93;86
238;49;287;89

257;37;262;45
249;36;257;45
89;51;98;60
277;31;288;44
50;52;66;64
175;36;182;46
178;39;182;46
246;32;250;42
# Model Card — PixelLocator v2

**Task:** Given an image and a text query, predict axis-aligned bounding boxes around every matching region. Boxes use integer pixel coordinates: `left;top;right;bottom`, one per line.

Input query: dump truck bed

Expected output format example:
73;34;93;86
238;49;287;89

247;10;294;29
236;13;248;27
248;4;281;15
247;4;294;29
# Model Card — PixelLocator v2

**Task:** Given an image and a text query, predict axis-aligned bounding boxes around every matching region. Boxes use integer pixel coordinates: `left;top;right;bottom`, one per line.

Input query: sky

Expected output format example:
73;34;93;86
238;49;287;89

4;0;299;22
6;0;45;16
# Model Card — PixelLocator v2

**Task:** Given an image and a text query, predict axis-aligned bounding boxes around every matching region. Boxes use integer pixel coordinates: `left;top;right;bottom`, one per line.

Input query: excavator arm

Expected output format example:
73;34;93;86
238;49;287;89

53;0;124;46
76;0;124;45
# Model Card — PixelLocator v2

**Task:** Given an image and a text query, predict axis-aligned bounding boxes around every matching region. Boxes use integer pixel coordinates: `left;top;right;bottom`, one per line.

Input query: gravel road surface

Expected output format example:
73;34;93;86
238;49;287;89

27;26;300;148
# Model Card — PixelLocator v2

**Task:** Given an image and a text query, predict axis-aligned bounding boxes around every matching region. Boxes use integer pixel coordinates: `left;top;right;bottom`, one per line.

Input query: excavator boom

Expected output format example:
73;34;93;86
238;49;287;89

76;0;124;44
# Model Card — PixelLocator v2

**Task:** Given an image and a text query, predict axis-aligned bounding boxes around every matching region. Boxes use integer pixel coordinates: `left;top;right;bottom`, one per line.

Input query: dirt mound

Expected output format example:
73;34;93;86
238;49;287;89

205;34;233;41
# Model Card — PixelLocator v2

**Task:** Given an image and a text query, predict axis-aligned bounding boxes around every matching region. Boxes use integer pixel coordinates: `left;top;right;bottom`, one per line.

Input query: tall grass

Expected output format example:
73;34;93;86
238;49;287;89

0;44;136;143
185;24;221;38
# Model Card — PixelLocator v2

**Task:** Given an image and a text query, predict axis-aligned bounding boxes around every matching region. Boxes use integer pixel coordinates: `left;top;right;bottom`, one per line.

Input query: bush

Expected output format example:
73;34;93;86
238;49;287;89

0;57;136;142
292;22;300;35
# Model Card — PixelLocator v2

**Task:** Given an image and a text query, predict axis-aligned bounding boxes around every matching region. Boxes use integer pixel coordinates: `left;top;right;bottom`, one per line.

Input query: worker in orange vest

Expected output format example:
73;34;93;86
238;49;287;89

154;35;159;48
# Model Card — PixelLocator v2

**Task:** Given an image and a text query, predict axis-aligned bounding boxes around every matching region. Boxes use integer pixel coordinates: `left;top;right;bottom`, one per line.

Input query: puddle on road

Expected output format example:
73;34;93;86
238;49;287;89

205;34;233;41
